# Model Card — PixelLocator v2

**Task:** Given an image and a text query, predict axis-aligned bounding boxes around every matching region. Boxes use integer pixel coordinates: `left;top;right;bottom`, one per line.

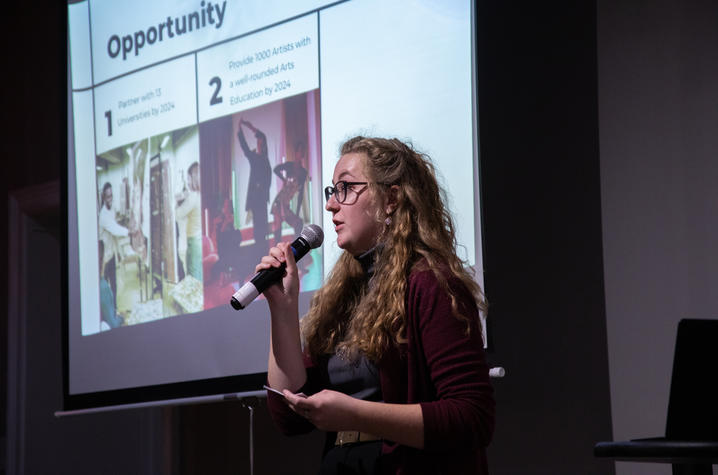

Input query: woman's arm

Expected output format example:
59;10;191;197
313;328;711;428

240;118;258;133
267;307;306;392
409;270;495;451
175;191;198;219
284;390;425;448
261;242;307;391
236;123;251;157
273;162;290;182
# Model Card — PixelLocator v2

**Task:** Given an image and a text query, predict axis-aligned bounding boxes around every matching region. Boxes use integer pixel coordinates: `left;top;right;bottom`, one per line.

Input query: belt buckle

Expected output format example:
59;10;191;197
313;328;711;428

337;431;359;446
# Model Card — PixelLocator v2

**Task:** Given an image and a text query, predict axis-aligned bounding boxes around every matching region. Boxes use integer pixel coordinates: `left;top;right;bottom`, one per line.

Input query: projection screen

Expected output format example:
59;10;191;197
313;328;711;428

65;0;484;411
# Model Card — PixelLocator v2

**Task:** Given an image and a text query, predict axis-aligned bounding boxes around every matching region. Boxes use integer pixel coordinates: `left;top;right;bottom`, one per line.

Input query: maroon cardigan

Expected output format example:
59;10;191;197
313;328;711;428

267;268;495;474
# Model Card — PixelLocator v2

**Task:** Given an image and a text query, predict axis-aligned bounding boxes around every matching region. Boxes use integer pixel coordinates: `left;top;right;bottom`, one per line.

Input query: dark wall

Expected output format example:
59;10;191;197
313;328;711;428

477;1;613;474
5;4;63;191
598;1;718;474
4;4;66;472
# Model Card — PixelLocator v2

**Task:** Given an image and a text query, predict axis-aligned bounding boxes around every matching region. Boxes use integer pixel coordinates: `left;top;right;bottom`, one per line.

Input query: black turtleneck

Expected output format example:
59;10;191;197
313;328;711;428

354;244;382;280
326;246;383;402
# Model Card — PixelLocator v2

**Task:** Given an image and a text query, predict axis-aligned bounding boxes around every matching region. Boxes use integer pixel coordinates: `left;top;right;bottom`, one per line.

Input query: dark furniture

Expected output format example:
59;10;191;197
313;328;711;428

594;319;718;475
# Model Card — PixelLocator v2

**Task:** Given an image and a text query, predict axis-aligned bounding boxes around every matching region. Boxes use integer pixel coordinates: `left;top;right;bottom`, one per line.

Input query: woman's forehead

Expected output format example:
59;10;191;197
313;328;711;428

333;152;367;181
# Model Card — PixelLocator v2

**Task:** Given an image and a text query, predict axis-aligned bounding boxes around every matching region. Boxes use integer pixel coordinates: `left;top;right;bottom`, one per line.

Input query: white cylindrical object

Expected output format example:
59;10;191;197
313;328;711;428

232;283;259;309
489;367;506;378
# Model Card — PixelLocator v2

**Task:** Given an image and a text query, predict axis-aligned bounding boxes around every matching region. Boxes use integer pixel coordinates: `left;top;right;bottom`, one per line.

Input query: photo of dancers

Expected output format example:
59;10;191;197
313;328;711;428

200;90;323;309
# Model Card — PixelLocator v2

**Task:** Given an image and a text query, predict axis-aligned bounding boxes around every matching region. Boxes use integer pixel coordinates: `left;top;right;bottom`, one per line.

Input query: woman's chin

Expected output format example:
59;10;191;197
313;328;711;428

336;237;355;255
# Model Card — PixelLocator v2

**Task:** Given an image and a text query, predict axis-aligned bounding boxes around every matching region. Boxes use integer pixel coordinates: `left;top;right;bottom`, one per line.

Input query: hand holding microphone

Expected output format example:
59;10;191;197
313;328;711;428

256;241;299;309
230;224;323;310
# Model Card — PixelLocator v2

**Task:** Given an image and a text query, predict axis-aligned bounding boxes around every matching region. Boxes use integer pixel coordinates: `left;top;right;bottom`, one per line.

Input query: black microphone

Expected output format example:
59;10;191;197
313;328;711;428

230;224;323;310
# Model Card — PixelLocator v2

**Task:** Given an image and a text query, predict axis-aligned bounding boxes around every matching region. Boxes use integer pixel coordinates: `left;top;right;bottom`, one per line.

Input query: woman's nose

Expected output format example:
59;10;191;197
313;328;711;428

325;194;339;212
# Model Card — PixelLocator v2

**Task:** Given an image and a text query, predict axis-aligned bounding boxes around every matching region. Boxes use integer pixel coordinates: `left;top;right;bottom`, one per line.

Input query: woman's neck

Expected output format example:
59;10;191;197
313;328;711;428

354;244;384;278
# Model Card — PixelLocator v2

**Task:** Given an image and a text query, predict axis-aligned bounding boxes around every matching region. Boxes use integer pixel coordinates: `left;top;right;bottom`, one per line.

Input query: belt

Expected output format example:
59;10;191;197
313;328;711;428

334;431;381;446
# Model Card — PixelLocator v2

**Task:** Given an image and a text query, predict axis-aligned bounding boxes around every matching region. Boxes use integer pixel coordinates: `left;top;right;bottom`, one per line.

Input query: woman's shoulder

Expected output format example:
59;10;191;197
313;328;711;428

407;258;477;305
408;258;453;286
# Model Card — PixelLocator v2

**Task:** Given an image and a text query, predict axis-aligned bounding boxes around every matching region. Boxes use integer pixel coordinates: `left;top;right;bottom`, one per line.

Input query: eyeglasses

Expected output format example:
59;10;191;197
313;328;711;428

324;181;368;203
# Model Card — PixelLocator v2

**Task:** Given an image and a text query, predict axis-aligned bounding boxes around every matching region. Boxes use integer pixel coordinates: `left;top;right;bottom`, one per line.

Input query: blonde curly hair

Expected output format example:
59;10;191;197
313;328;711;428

301;136;486;362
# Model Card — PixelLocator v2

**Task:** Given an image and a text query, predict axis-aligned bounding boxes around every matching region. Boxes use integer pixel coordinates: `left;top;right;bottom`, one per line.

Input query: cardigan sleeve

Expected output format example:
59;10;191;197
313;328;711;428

408;270;495;452
265;352;325;436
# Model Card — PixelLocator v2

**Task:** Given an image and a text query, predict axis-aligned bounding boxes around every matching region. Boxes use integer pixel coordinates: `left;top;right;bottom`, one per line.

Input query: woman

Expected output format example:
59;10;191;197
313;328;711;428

261;137;494;474
270;140;309;243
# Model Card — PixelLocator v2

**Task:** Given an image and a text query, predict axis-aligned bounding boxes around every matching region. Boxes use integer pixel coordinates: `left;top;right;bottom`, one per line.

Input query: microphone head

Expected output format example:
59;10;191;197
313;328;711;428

300;224;324;249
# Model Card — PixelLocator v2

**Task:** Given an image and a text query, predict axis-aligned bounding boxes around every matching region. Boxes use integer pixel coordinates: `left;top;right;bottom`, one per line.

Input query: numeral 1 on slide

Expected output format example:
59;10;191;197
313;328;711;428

105;110;112;136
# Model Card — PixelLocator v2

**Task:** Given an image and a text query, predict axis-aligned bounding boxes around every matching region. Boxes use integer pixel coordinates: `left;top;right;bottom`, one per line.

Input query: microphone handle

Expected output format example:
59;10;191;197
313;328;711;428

230;236;311;310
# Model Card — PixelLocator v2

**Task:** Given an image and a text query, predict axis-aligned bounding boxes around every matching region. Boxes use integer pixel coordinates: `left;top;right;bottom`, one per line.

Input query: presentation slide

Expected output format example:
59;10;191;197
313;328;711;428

66;0;482;408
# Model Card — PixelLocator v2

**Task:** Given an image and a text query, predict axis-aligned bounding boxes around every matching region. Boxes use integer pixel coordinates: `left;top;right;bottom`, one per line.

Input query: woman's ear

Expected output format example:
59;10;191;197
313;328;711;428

385;185;400;215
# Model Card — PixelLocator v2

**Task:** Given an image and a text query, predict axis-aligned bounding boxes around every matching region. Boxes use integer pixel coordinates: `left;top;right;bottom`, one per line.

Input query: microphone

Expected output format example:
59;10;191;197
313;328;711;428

230;224;323;310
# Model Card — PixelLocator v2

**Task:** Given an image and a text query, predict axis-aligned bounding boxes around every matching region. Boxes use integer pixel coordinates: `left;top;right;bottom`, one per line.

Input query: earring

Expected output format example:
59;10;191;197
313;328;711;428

385;216;392;225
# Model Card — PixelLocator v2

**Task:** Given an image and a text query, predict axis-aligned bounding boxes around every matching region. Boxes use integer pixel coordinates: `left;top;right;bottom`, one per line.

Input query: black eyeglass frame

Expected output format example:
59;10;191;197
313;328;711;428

324;181;369;203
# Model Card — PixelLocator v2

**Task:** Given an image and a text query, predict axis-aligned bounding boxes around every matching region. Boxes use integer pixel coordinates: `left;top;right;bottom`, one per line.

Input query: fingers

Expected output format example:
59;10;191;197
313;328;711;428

282;241;297;274
254;245;289;273
283;390;307;404
284;390;311;417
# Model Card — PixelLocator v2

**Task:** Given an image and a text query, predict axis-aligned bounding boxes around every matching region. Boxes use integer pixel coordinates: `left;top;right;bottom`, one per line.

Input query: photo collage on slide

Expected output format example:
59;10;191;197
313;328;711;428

91;12;323;332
